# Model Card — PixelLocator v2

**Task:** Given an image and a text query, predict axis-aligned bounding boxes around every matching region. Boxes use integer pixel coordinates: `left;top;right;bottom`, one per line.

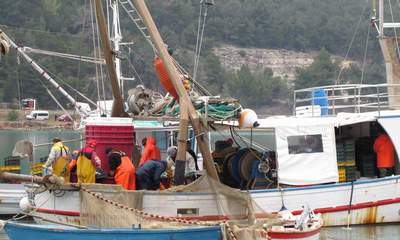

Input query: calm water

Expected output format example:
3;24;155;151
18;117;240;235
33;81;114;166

1;224;399;239
0;129;82;173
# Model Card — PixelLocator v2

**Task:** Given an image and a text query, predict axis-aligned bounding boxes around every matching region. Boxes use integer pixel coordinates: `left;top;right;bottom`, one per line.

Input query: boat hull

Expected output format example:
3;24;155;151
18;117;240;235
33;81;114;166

0;184;25;215
4;222;223;240
32;175;400;227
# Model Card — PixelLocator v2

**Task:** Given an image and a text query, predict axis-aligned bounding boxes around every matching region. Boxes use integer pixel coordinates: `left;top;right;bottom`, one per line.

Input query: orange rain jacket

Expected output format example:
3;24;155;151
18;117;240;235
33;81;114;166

139;137;161;167
374;133;395;168
114;155;136;190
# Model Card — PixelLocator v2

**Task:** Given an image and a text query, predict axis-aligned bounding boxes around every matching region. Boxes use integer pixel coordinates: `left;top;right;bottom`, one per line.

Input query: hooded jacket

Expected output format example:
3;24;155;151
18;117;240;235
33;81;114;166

139;137;161;166
374;133;395;168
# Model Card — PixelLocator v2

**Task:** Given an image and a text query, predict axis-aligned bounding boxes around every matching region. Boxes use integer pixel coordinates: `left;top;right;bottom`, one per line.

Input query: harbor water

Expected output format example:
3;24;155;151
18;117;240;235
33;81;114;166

1;224;400;239
0;129;82;173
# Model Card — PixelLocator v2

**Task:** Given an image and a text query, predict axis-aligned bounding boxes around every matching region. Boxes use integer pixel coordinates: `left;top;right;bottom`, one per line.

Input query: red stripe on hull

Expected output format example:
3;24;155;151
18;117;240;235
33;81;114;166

291;197;400;215
35;197;400;220
35;208;80;217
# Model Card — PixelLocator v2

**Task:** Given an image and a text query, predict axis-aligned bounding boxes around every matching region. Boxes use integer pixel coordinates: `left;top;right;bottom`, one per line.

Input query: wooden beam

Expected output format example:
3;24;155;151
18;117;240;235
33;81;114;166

94;0;126;117
174;105;189;185
132;0;219;181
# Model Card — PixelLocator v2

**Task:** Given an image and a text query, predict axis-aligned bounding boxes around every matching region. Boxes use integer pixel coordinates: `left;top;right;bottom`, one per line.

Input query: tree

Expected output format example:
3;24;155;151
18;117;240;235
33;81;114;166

295;48;340;89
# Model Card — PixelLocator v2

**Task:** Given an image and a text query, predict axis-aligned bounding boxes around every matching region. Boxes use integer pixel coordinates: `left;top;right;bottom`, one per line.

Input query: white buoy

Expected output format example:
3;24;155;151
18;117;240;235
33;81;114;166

19;196;33;211
239;109;259;128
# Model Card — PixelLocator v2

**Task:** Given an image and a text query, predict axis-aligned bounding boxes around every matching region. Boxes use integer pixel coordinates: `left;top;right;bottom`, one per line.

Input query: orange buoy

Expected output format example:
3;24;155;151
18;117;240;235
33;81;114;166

154;56;179;99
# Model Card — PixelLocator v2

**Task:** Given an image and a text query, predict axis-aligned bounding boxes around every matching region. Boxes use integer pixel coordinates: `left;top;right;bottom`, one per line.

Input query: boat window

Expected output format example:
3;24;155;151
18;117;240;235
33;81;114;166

153;131;168;150
210;129;275;152
287;134;323;154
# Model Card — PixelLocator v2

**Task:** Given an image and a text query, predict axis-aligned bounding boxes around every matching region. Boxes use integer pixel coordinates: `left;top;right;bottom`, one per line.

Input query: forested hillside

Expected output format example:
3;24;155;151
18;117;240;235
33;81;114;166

0;0;392;112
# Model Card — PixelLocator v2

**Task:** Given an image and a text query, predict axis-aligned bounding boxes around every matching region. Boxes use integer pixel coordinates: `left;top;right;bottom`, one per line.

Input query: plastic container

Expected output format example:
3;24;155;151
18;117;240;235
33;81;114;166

85;118;135;173
312;89;328;115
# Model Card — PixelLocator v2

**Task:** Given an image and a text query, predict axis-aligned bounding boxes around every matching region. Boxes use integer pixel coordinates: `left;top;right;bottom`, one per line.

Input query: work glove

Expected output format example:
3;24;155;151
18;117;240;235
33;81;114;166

43;166;53;176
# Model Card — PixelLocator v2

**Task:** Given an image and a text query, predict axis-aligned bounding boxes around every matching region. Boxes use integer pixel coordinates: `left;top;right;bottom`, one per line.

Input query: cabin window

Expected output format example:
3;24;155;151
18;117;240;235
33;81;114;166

287;134;323;154
153;131;168;150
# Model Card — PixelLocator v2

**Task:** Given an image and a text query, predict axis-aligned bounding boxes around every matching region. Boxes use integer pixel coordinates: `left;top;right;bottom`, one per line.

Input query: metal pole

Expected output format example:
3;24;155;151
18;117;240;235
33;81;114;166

379;0;384;37
0;30;88;117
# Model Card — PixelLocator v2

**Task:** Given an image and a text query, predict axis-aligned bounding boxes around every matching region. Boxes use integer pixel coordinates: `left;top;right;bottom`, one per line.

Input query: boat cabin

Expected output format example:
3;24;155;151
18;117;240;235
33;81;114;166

209;84;400;189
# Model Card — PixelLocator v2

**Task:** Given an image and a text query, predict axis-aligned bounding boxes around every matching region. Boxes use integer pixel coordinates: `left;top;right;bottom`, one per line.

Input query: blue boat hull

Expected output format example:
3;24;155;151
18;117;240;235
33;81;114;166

4;222;223;240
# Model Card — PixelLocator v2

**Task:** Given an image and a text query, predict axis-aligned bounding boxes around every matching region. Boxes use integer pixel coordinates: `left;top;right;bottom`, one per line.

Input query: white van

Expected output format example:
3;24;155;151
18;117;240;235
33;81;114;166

26;110;49;120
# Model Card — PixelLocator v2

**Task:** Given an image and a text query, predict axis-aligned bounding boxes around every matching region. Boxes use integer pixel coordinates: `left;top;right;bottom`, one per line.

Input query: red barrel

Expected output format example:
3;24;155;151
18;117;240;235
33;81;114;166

85;118;134;173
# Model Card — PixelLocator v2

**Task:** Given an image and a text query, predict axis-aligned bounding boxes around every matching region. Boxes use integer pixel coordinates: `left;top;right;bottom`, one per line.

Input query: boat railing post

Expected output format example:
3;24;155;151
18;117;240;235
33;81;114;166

293;91;297;116
354;85;358;113
332;87;336;115
377;86;381;117
311;90;315;117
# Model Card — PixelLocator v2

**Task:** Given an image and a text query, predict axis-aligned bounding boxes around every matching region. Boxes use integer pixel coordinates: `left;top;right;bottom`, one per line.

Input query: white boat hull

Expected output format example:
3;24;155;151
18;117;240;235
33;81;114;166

0;183;26;215
32;175;400;226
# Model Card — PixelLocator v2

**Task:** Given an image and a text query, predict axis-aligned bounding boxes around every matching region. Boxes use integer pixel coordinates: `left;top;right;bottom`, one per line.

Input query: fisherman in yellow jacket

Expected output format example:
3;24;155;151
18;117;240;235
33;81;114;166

43;138;71;182
77;139;102;183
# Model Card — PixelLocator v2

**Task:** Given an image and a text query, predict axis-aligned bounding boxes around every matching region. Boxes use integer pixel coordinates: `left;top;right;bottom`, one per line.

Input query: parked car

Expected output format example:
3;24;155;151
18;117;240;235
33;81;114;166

25;110;49;121
57;114;73;122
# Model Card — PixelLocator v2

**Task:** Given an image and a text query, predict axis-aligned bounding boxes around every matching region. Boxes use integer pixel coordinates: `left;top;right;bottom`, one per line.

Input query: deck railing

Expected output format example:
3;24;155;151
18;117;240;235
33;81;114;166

293;84;400;117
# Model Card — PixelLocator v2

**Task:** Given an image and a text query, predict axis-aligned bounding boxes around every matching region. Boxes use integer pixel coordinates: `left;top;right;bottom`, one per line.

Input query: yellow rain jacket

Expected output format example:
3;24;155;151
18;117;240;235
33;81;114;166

77;151;96;184
49;142;71;183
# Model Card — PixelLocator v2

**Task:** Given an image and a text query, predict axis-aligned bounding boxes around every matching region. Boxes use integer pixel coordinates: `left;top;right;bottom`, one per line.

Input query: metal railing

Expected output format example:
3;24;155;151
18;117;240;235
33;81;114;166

293;84;400;117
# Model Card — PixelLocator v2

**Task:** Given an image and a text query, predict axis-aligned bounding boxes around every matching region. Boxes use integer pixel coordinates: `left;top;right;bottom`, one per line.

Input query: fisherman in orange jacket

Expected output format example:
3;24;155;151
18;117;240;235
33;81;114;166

107;150;136;190
139;137;161;167
373;129;395;178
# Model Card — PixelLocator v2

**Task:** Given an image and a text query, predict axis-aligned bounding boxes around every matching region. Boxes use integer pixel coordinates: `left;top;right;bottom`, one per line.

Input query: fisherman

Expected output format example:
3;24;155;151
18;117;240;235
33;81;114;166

136;159;167;190
374;128;395;178
139;136;161;167
43;138;72;182
107;149;136;190
76;139;102;183
166;146;197;184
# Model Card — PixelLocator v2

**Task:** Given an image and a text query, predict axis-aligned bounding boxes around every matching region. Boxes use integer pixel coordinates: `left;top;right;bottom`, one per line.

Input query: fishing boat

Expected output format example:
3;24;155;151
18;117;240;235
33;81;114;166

2;221;224;240
2;0;400;229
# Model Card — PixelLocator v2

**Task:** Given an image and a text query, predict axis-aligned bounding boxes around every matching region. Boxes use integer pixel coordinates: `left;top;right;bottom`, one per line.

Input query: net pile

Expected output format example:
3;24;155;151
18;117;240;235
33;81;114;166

79;174;282;239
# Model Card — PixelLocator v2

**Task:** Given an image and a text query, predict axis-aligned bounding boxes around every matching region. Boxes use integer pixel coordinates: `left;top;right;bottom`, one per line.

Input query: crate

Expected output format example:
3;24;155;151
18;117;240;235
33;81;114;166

4;156;21;166
338;168;346;182
85;122;134;173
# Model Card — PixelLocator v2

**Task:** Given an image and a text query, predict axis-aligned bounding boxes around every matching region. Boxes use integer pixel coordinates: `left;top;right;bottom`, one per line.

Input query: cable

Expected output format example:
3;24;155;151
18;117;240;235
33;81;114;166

335;0;369;85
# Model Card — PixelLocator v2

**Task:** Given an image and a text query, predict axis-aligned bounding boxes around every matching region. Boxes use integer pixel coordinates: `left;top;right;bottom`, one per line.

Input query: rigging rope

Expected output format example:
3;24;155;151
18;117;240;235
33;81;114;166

193;1;212;82
21;48;104;64
335;0;369;85
90;0;102;115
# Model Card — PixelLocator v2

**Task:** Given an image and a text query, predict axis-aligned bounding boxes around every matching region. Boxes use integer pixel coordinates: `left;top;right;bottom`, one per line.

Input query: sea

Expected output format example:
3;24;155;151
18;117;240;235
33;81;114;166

0;129;399;239
1;224;400;239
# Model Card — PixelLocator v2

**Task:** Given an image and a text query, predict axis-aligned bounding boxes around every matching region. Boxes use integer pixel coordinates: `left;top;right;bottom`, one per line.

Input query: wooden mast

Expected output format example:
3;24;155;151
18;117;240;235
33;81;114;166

132;0;219;181
94;0;127;117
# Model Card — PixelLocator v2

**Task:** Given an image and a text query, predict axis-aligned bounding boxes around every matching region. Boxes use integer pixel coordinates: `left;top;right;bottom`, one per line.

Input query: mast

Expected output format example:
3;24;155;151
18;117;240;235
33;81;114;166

111;0;123;97
94;0;127;117
132;0;219;181
375;0;400;109
0;29;89;117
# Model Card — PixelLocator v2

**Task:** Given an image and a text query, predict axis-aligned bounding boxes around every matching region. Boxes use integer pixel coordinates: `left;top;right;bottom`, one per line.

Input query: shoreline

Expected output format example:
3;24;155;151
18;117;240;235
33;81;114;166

0;121;73;130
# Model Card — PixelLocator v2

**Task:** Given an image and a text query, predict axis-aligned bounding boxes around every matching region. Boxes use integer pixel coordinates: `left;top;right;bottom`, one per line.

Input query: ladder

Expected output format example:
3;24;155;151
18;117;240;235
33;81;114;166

119;0;155;50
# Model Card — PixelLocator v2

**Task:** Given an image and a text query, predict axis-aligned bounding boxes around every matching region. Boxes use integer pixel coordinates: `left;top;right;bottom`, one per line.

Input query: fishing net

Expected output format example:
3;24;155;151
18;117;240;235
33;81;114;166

79;174;282;239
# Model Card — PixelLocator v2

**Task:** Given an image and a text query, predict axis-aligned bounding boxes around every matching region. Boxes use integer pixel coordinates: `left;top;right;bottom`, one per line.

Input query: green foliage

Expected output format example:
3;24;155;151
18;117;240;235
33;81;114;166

295;48;340;89
0;0;389;110
7;110;19;121
225;65;289;107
